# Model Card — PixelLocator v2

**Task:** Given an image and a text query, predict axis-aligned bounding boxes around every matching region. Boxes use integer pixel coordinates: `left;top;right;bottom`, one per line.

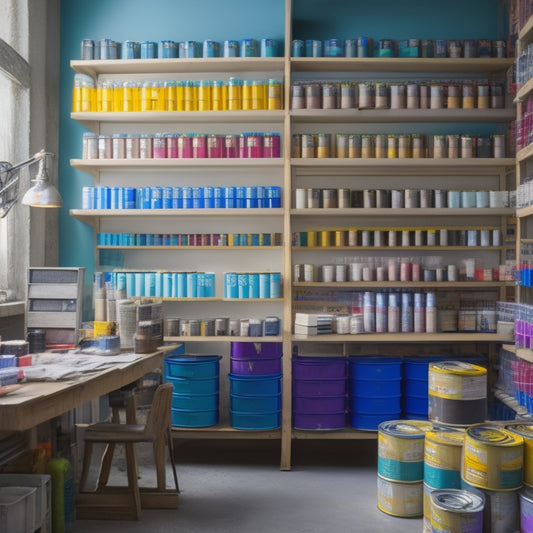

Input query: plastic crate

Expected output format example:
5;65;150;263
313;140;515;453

0;474;51;533
0;486;37;533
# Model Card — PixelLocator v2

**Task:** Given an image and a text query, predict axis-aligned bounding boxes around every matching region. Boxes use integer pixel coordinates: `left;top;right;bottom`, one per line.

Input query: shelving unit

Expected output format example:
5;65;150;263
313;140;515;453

68;0;517;470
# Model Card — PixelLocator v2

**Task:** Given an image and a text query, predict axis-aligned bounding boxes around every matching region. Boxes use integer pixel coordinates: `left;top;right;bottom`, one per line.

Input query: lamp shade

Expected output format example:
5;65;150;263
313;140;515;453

21;179;62;207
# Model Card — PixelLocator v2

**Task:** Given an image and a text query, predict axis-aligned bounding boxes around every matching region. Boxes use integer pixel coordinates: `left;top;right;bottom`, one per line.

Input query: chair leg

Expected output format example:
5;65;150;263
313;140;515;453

152;436;167;491
125;442;141;520
167;431;180;493
79;441;94;492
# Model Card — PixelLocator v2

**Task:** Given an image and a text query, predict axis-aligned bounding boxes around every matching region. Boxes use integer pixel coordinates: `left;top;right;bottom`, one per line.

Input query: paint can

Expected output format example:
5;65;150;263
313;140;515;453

430;489;484;533
462;424;524;491
378;420;434;482
505;424;533;487
424;429;465;489
428;361;487;426
461;479;520;533
377;475;423;517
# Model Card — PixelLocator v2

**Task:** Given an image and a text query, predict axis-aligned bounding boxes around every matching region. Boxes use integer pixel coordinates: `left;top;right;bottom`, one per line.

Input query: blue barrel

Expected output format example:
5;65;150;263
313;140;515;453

165;355;221;428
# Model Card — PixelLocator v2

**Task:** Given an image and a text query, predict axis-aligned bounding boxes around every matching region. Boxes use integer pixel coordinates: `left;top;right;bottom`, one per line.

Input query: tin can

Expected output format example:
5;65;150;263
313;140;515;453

390;84;406;109
203;39;220;58
141;41;157;59
292;39;305;57
492;135;505;158
98;38;118;60
492;40;506;58
81;39;95;60
375;82;388;109
340;82;355;109
305;39;323;57
348;134;362;158
429;489;484;532
322;83;337;109
345;39;357;57
223;40;239;58
158;40;178;58
357;37;371;57
463;39;477;58
447;40;463;58
305;83;321;109
324;38;344;57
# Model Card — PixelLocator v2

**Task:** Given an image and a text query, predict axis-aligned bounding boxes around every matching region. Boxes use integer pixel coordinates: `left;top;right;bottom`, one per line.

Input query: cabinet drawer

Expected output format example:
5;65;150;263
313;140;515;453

28;284;79;299
27;311;78;328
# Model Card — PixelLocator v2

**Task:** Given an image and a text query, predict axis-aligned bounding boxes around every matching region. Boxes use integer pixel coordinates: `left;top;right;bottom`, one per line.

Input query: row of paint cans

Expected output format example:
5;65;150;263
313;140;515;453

428;361;487;426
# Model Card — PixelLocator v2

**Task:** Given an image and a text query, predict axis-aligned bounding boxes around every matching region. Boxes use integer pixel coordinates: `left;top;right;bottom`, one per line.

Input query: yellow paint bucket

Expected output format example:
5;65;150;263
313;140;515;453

506;424;533;487
462;424;524;491
428;361;486;426
378;419;434;482
430;489;484;533
424;428;465;489
377;474;423;517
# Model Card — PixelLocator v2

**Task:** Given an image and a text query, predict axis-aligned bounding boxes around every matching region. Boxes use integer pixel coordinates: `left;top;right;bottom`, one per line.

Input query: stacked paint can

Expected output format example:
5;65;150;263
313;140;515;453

428;361;487;426
292;357;346;430
349;357;402;430
429;489;485;533
377;420;433;517
229;342;282;430
165;355;221;427
423;428;465;532
460;424;524;533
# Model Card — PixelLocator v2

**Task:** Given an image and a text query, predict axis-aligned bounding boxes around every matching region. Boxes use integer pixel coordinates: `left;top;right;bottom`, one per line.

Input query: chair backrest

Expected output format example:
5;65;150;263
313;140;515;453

143;383;173;438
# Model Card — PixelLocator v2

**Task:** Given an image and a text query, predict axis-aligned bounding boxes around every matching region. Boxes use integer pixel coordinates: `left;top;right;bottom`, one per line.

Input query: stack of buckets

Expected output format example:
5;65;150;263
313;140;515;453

228;342;282;430
292;357;346;430
165;355;221;427
377;419;433;518
423;360;522;533
349;357;402;430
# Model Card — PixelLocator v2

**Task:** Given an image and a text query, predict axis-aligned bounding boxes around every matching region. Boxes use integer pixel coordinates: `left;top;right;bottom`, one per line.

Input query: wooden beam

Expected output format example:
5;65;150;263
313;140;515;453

0;38;31;88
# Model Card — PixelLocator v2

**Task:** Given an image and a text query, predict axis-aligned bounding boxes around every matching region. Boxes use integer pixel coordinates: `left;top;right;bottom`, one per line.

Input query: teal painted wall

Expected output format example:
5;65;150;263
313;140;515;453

58;0;286;287
58;0;510;301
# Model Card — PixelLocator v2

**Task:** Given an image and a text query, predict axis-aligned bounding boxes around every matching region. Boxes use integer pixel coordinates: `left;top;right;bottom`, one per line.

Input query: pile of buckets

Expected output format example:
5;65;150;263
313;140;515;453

228;342;282;430
376;359;533;533
164;342;282;430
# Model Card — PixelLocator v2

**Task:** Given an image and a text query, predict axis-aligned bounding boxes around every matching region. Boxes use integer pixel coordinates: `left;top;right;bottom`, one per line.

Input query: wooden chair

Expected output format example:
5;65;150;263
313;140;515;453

77;383;179;520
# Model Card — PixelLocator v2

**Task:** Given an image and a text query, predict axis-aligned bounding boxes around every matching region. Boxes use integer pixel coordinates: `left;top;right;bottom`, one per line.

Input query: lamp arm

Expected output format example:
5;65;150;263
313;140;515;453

3;149;52;175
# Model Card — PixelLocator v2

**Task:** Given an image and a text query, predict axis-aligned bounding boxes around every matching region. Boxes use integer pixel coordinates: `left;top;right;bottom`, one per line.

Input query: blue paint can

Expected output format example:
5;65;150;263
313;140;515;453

240;38;258;57
357;37;370;57
172;187;183;209
223;40;239;57
225;272;238;299
177;273;187;297
292;40;305;57
261;38;278;57
140;41;157;59
158;40;178;58
238;273;249;298
249;273;260;298
305;39;322;57
187;273;198;297
259;273;270;298
270;273;281;298
150;186;163;209
122;40;139;59
183;187;193;209
345;39;357;57
180;40;200;58
81;39;95;60
203;39;220;57
324;38;344;57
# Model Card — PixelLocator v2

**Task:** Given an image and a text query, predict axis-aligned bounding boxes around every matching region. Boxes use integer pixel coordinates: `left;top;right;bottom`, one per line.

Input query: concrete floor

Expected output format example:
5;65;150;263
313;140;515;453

74;439;423;533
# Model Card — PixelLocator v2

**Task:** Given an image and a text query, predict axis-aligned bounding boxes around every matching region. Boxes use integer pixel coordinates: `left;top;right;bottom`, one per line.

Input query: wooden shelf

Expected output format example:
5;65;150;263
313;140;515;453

290;108;514;124
290;57;513;74
293;281;509;289
98;245;283;251
71;110;285;132
517;205;533;219
517;143;533;164
171;424;282;439
291;158;515;171
516;348;533;363
516;77;533;102
157;297;283;303
164;335;282;342
71;57;285;77
292;429;377;439
519;15;533;49
70;208;283;227
290;208;513;217
71;158;284;180
292;333;513;342
292;246;505;251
